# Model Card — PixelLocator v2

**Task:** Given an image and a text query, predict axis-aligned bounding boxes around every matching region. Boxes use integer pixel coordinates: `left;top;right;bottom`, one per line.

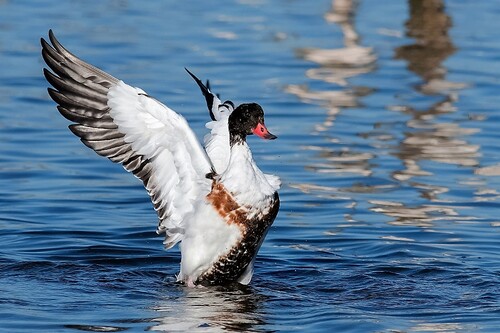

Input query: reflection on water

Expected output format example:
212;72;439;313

149;286;264;332
287;0;487;228
394;0;459;93
391;0;474;180
367;0;479;227
1;0;500;331
389;97;480;182
286;0;376;182
298;0;376;86
369;199;467;228
370;0;481;226
301;146;374;177
403;322;472;333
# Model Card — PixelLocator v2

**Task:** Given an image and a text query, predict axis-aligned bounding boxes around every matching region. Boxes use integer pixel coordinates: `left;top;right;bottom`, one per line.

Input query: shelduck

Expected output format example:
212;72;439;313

41;30;280;287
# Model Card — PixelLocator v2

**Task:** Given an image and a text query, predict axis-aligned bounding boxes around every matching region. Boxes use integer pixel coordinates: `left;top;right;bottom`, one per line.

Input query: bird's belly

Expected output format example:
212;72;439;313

179;187;280;286
179;202;242;283
196;192;279;286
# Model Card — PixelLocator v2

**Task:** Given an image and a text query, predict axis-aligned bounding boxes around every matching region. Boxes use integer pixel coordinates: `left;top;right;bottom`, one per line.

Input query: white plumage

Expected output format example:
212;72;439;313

107;81;213;248
42;30;280;286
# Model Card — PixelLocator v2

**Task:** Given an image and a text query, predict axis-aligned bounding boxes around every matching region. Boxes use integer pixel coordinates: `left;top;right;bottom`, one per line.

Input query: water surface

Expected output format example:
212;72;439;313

1;0;499;332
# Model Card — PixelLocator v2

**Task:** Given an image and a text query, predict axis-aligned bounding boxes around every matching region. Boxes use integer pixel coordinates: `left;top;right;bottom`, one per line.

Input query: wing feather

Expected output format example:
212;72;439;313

42;30;213;249
185;69;234;173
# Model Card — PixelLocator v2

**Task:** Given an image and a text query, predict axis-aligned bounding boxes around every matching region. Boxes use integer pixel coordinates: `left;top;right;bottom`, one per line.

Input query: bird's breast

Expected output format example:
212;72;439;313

197;181;280;285
206;181;248;226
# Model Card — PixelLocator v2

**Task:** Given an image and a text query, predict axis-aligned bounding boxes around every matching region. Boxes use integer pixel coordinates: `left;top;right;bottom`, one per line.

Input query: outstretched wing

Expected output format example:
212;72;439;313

185;68;234;174
41;30;213;249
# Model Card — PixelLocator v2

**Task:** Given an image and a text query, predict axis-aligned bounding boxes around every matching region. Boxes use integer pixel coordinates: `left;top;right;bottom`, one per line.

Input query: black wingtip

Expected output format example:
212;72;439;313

48;29;57;47
41;30;54;54
185;68;216;120
185;68;210;94
40;36;47;47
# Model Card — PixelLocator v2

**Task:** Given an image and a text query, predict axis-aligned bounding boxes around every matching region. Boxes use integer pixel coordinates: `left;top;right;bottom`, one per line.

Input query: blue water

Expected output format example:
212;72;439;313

1;0;499;332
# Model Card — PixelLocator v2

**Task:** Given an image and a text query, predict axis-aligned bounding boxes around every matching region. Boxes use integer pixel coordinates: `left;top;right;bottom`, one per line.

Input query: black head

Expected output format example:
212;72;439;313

228;103;276;145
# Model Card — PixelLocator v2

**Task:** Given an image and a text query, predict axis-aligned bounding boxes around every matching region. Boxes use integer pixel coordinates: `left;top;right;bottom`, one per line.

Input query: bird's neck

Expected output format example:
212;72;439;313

220;142;275;207
229;132;247;146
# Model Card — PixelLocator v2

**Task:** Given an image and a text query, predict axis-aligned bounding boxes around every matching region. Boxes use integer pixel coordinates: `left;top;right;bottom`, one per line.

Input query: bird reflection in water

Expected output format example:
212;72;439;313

148;285;266;332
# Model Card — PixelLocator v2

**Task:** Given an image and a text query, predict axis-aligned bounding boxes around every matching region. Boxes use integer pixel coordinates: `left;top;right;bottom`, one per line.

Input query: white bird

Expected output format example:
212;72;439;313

41;30;280;287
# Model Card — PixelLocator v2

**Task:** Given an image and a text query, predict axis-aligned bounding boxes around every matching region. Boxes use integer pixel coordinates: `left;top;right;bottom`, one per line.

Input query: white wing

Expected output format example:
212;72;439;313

185;69;234;173
42;30;213;249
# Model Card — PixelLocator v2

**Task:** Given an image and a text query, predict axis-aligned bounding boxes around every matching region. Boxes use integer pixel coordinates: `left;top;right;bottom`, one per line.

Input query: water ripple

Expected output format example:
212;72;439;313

1;0;500;332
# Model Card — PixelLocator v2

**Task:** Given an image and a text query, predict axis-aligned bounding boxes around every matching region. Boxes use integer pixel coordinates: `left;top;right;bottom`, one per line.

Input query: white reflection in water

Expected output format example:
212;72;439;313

149;287;264;332
302;0;376;87
301;145;374;177
369;199;466;228
390;98;480;182
475;164;500;176
297;46;375;73
406;321;471;332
